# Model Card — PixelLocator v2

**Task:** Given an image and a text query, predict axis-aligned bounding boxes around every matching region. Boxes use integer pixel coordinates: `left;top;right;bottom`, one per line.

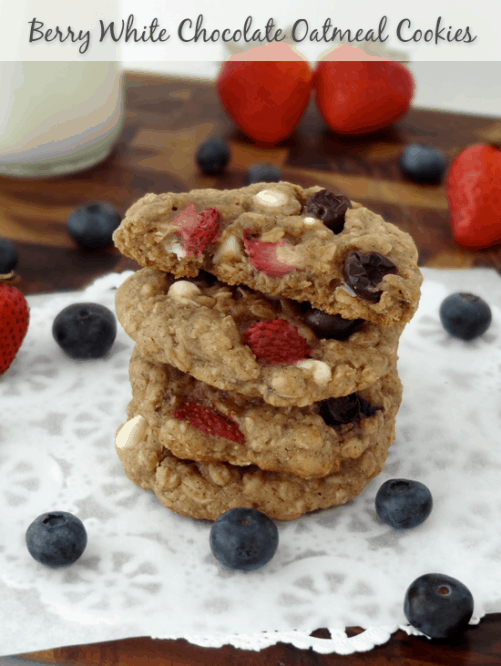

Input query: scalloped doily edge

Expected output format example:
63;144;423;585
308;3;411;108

152;614;483;655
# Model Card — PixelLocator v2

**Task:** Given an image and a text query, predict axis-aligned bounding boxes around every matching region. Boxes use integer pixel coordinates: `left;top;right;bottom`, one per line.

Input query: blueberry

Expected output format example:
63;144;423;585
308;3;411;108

196;138;230;175
66;202;121;250
210;507;279;572
52;303;117;359
245;163;282;185
375;479;433;530
404;573;474;639
399;144;446;184
439;293;492;341
26;511;87;568
0;238;18;274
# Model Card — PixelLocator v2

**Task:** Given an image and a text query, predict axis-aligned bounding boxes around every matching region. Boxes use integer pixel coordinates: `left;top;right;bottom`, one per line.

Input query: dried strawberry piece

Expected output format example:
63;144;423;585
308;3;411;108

173;401;244;443
242;229;302;278
242;319;312;365
171;204;221;258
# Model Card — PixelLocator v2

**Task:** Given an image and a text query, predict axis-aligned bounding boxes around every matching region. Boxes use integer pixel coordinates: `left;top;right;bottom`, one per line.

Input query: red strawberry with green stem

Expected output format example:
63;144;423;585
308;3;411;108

313;48;414;135
446;144;501;250
0;282;29;375
216;43;313;144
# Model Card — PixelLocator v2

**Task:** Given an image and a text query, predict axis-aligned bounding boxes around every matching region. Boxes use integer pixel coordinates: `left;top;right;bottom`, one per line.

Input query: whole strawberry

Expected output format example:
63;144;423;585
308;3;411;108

313;49;414;135
0;283;29;375
446;144;501;250
216;43;312;144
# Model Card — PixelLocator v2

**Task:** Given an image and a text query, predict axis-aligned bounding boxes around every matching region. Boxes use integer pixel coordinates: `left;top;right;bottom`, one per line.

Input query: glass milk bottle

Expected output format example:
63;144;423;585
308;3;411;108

0;61;124;177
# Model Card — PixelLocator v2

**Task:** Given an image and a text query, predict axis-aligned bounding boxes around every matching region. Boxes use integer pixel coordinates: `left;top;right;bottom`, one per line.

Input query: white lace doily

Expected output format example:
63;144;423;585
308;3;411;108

1;267;499;656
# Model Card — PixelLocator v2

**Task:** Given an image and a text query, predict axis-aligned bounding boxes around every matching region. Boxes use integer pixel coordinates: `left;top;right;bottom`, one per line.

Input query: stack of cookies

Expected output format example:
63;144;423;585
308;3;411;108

112;182;422;521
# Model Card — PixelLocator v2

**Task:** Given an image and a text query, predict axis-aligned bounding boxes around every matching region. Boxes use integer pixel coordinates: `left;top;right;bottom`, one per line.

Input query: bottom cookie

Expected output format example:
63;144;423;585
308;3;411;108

115;416;396;521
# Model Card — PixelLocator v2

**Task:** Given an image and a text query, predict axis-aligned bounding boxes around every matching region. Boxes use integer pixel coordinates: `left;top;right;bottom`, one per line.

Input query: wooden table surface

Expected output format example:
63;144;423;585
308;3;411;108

2;70;500;665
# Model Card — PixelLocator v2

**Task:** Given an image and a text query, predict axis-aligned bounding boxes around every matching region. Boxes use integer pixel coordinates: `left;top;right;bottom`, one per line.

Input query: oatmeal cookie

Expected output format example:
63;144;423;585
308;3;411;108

126;346;402;479
113;182;422;326
115;268;403;407
115;414;396;521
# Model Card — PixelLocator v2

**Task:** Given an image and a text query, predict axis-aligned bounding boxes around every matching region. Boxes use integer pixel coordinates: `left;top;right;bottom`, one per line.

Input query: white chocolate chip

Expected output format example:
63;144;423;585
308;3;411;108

168;281;202;301
296;360;332;385
164;240;185;259
303;216;317;225
116;415;147;450
212;234;241;264
254;189;288;208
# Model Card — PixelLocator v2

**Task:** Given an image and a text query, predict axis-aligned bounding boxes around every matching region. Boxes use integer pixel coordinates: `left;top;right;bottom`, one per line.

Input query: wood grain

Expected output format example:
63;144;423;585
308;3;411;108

2;70;499;665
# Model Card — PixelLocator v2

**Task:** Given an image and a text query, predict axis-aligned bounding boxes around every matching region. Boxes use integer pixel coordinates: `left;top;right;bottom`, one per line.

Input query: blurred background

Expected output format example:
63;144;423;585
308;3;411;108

1;59;499;179
125;61;501;117
1;56;500;295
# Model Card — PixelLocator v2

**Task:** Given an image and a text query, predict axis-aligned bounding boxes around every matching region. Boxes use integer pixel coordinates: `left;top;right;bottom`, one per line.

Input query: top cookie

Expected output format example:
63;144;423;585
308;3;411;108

113;182;422;326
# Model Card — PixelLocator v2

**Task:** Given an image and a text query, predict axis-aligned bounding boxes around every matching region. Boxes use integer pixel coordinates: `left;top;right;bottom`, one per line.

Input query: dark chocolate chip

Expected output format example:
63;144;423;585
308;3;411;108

295;301;312;314
318;393;379;428
304;190;352;234
359;397;379;419
343;251;398;304
318;394;362;427
304;308;363;341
